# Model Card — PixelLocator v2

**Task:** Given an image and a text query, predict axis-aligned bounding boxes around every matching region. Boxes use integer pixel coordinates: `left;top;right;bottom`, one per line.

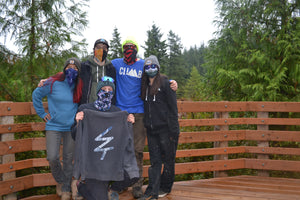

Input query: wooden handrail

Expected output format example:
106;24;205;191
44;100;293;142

0;101;299;198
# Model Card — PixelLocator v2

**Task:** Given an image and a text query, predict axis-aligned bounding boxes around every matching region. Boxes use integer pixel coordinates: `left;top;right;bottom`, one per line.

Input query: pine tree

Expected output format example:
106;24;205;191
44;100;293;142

109;27;123;60
167;30;187;97
0;0;89;101
142;23;168;72
182;44;207;77
205;0;300;101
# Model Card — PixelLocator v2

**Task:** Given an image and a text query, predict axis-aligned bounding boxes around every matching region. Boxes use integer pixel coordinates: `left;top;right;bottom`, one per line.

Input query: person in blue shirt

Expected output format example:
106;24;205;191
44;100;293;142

111;36;178;199
32;58;83;200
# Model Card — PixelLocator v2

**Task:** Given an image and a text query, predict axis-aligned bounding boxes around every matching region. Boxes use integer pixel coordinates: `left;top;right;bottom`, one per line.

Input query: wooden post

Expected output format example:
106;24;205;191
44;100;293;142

257;111;269;177
214;111;229;177
0;102;17;200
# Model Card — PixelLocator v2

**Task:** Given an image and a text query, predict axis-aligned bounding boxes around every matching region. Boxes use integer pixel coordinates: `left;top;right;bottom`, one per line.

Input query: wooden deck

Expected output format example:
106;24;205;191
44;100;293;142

119;176;300;200
1;102;300;200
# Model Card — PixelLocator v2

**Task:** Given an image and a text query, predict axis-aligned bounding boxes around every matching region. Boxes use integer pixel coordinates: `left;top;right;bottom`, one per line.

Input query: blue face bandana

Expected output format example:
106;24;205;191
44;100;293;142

65;68;78;86
94;90;114;111
145;67;158;78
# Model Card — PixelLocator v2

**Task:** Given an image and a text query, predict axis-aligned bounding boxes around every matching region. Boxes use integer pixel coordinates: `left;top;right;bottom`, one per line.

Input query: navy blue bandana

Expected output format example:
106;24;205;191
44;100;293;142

65;68;78;86
94;90;114;111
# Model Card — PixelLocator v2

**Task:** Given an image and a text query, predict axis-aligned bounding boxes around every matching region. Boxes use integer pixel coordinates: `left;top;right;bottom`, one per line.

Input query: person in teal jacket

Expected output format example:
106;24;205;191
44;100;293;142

32;57;83;200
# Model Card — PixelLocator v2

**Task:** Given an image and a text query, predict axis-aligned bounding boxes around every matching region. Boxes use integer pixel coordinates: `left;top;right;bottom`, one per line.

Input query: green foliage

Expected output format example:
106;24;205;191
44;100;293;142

182;44;207;77
205;0;300;101
0;0;89;101
166;30;188;97
109;27;123;60
142;23;168;72
183;66;219;101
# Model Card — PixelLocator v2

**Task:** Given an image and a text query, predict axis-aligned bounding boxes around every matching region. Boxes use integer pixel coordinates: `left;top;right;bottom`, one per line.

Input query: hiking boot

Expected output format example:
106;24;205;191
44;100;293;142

56;183;63;196
132;186;143;198
61;192;71;200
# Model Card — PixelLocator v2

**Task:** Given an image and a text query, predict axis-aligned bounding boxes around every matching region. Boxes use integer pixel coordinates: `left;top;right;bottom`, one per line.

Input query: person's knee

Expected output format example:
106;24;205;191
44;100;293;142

47;154;60;163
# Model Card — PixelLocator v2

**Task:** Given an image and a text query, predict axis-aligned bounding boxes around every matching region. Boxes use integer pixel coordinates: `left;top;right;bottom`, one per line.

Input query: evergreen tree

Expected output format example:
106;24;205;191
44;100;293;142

0;0;89;101
205;0;300;101
183;66;218;101
167;30;187;97
142;23;168;72
109;27;123;60
182;44;207;77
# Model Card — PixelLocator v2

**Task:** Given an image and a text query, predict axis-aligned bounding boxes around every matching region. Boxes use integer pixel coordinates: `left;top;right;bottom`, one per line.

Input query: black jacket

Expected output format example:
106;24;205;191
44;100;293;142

80;57;116;105
143;76;179;136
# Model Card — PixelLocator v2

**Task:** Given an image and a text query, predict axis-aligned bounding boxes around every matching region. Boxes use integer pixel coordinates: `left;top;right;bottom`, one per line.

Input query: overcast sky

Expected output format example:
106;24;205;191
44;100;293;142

82;0;218;56
2;0;218;57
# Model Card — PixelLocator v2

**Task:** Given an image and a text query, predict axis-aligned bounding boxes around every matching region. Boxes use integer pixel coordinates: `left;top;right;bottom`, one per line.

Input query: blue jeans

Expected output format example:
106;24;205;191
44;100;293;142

46;130;75;192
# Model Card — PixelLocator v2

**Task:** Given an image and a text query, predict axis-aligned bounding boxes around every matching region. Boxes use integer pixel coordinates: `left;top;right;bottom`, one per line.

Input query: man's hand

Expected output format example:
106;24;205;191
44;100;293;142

38;79;47;87
43;113;51;122
127;114;135;124
170;80;178;91
76;111;84;123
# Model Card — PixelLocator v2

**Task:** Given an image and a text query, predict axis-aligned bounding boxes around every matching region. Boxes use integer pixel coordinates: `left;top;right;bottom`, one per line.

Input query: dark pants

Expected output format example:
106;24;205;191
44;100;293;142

144;128;178;198
110;171;139;192
132;113;147;188
78;179;109;200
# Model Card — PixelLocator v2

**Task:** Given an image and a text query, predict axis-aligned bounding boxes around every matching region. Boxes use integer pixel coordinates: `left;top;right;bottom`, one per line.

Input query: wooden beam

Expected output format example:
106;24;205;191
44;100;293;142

245;159;300;172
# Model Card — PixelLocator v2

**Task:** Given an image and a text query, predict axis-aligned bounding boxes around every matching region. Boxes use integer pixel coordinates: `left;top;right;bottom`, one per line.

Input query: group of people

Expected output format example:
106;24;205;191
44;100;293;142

32;37;180;200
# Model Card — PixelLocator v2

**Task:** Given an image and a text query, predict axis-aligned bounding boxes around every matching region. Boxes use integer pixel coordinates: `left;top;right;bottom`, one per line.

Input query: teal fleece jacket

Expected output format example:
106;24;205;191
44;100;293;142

32;79;78;132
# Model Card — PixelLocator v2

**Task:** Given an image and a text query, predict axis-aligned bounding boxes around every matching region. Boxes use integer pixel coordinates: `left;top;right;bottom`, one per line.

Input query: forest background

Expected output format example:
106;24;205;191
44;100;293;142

0;0;299;102
0;0;300;197
0;0;300;196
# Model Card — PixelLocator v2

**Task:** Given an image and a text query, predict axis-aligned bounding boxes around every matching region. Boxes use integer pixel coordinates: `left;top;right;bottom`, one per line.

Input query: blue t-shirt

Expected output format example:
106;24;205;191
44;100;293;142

32;79;78;131
111;58;144;113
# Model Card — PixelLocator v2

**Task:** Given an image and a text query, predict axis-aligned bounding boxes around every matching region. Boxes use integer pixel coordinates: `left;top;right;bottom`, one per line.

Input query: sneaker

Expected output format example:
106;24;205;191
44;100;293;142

137;194;157;200
56;183;63;196
132;186;143;198
61;192;71;200
109;191;119;200
158;190;168;198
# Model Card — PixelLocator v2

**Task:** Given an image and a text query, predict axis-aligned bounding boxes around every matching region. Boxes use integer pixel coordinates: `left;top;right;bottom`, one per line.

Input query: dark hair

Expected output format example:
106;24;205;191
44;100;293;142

44;72;83;103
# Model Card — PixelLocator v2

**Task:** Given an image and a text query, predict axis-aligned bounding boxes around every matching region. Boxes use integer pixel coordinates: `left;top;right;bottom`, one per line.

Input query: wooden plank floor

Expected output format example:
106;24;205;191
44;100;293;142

119;175;300;200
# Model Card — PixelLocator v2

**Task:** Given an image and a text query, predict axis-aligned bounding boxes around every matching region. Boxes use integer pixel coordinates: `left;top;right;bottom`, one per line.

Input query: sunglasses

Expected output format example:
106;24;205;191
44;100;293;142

144;64;157;70
123;45;136;50
101;76;114;83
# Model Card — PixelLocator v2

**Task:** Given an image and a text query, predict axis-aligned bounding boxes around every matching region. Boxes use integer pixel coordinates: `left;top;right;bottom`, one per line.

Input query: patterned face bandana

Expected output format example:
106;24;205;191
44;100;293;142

123;48;137;65
94;90;114;111
145;67;158;78
94;49;108;62
65;68;78;86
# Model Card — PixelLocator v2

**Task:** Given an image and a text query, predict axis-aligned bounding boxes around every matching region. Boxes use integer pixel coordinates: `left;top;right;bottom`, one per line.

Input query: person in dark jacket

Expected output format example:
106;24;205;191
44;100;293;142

139;55;180;200
80;38;117;105
72;76;138;200
38;38;116;106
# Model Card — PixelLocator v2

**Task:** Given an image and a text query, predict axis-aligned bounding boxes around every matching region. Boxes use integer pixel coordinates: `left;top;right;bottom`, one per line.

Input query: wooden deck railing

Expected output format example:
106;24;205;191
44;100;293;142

0;101;300;199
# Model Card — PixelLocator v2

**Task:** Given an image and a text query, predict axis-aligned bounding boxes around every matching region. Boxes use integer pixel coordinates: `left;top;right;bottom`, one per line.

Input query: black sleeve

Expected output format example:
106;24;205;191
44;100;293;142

163;77;180;136
71;104;88;140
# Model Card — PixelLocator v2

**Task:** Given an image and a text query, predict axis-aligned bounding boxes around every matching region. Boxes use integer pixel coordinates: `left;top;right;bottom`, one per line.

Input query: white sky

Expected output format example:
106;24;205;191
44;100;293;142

2;0;218;58
82;0;218;57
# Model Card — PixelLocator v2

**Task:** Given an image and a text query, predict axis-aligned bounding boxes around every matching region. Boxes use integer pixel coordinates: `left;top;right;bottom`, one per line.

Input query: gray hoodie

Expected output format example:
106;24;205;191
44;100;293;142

73;109;139;181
